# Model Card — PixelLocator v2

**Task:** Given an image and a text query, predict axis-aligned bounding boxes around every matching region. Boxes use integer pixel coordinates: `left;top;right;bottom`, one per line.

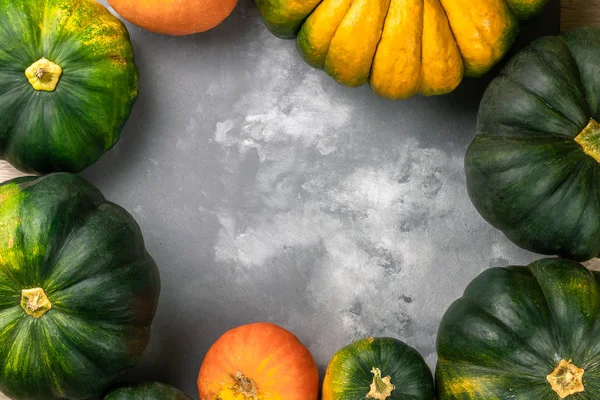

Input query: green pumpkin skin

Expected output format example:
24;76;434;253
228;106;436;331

0;173;160;400
323;337;434;400
436;258;600;399
104;382;190;400
465;27;600;261
0;0;139;174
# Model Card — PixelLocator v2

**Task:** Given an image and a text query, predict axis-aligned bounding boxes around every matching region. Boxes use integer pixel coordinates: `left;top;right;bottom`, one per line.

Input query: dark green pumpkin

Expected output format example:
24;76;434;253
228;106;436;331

0;0;139;174
0;173;160;400
104;382;190;400
465;27;600;261
436;258;600;399
323;337;434;400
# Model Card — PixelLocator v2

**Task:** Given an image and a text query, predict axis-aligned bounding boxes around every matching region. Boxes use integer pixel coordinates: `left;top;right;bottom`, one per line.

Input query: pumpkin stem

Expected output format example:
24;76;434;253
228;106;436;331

546;359;585;398
20;288;52;318
366;367;395;400
25;58;63;92
575;119;600;162
35;68;46;79
235;372;258;399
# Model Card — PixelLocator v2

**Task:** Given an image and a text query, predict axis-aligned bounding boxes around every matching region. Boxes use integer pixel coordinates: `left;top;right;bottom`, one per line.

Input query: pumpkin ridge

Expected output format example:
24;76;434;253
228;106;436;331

47;314;117;369
528;263;579;358
38;315;113;388
487;120;576;139
530;261;600;386
28;182;109;290
457;294;553;369
416;0;426;92
437;357;542;380
432;0;459;78
1;317;37;385
297;0;354;69
505;0;548;21
524;42;591;124
419;0;464;95
499;73;583;133
506;156;588;238
532;37;591;116
41;0;78;61
3;90;37;164
324;0;391;87
368;0;394;80
49;89;114;155
560;33;595;118
305;0;346;68
440;0;495;72
47;260;142;302
0;308;27;345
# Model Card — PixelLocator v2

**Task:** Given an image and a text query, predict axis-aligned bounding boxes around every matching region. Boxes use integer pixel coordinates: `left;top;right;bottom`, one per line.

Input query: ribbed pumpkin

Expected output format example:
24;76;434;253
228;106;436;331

466;27;600;261
0;0;138;174
0;173;160;400
198;322;319;400
323;337;434;400
256;0;547;100
105;382;190;400
436;258;600;399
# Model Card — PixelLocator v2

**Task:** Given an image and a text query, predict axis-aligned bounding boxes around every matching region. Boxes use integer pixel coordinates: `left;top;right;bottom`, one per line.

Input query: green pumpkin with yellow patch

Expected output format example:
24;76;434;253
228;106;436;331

436;258;600;399
323;337;434;400
0;173;160;400
0;0;138;174
104;382;190;400
256;0;547;99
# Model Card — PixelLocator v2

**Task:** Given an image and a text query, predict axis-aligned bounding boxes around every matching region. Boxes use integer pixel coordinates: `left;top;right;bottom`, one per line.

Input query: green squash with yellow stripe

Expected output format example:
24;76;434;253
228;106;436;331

0;0;139;174
256;0;547;100
323;337;434;400
0;173;160;400
104;382;190;400
436;258;600;399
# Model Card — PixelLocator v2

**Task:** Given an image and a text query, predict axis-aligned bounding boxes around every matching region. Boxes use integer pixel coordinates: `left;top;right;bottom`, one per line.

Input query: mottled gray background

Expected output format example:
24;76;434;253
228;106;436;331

84;1;560;397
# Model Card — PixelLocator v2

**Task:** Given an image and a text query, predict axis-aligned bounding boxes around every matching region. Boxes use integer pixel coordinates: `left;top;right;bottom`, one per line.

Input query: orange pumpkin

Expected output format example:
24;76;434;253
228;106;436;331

198;322;319;400
107;0;238;36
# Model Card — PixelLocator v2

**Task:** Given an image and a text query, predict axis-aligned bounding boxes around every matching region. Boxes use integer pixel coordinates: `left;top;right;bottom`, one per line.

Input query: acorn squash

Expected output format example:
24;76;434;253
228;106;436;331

256;0;547;99
105;382;190;400
465;28;600;261
323;337;434;400
436;258;600;399
0;173;160;400
0;0;139;174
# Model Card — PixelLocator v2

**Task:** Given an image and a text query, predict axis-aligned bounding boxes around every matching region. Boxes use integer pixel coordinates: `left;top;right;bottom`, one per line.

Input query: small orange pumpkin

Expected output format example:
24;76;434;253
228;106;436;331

198;322;319;400
107;0;238;36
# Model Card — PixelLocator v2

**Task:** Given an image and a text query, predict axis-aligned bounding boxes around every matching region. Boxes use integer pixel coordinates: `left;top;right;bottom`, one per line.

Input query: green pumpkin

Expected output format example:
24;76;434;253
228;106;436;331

322;337;434;400
436;258;600;399
0;173;160;400
104;382;190;400
0;0;139;174
465;27;600;261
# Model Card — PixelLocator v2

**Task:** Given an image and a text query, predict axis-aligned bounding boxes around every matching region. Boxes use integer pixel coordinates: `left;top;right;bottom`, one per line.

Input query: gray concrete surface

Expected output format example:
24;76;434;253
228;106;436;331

82;1;560;398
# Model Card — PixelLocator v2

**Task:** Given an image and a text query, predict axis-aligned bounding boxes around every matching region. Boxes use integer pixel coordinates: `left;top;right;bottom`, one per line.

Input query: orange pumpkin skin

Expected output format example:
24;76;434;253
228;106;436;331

198;322;319;400
107;0;238;36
